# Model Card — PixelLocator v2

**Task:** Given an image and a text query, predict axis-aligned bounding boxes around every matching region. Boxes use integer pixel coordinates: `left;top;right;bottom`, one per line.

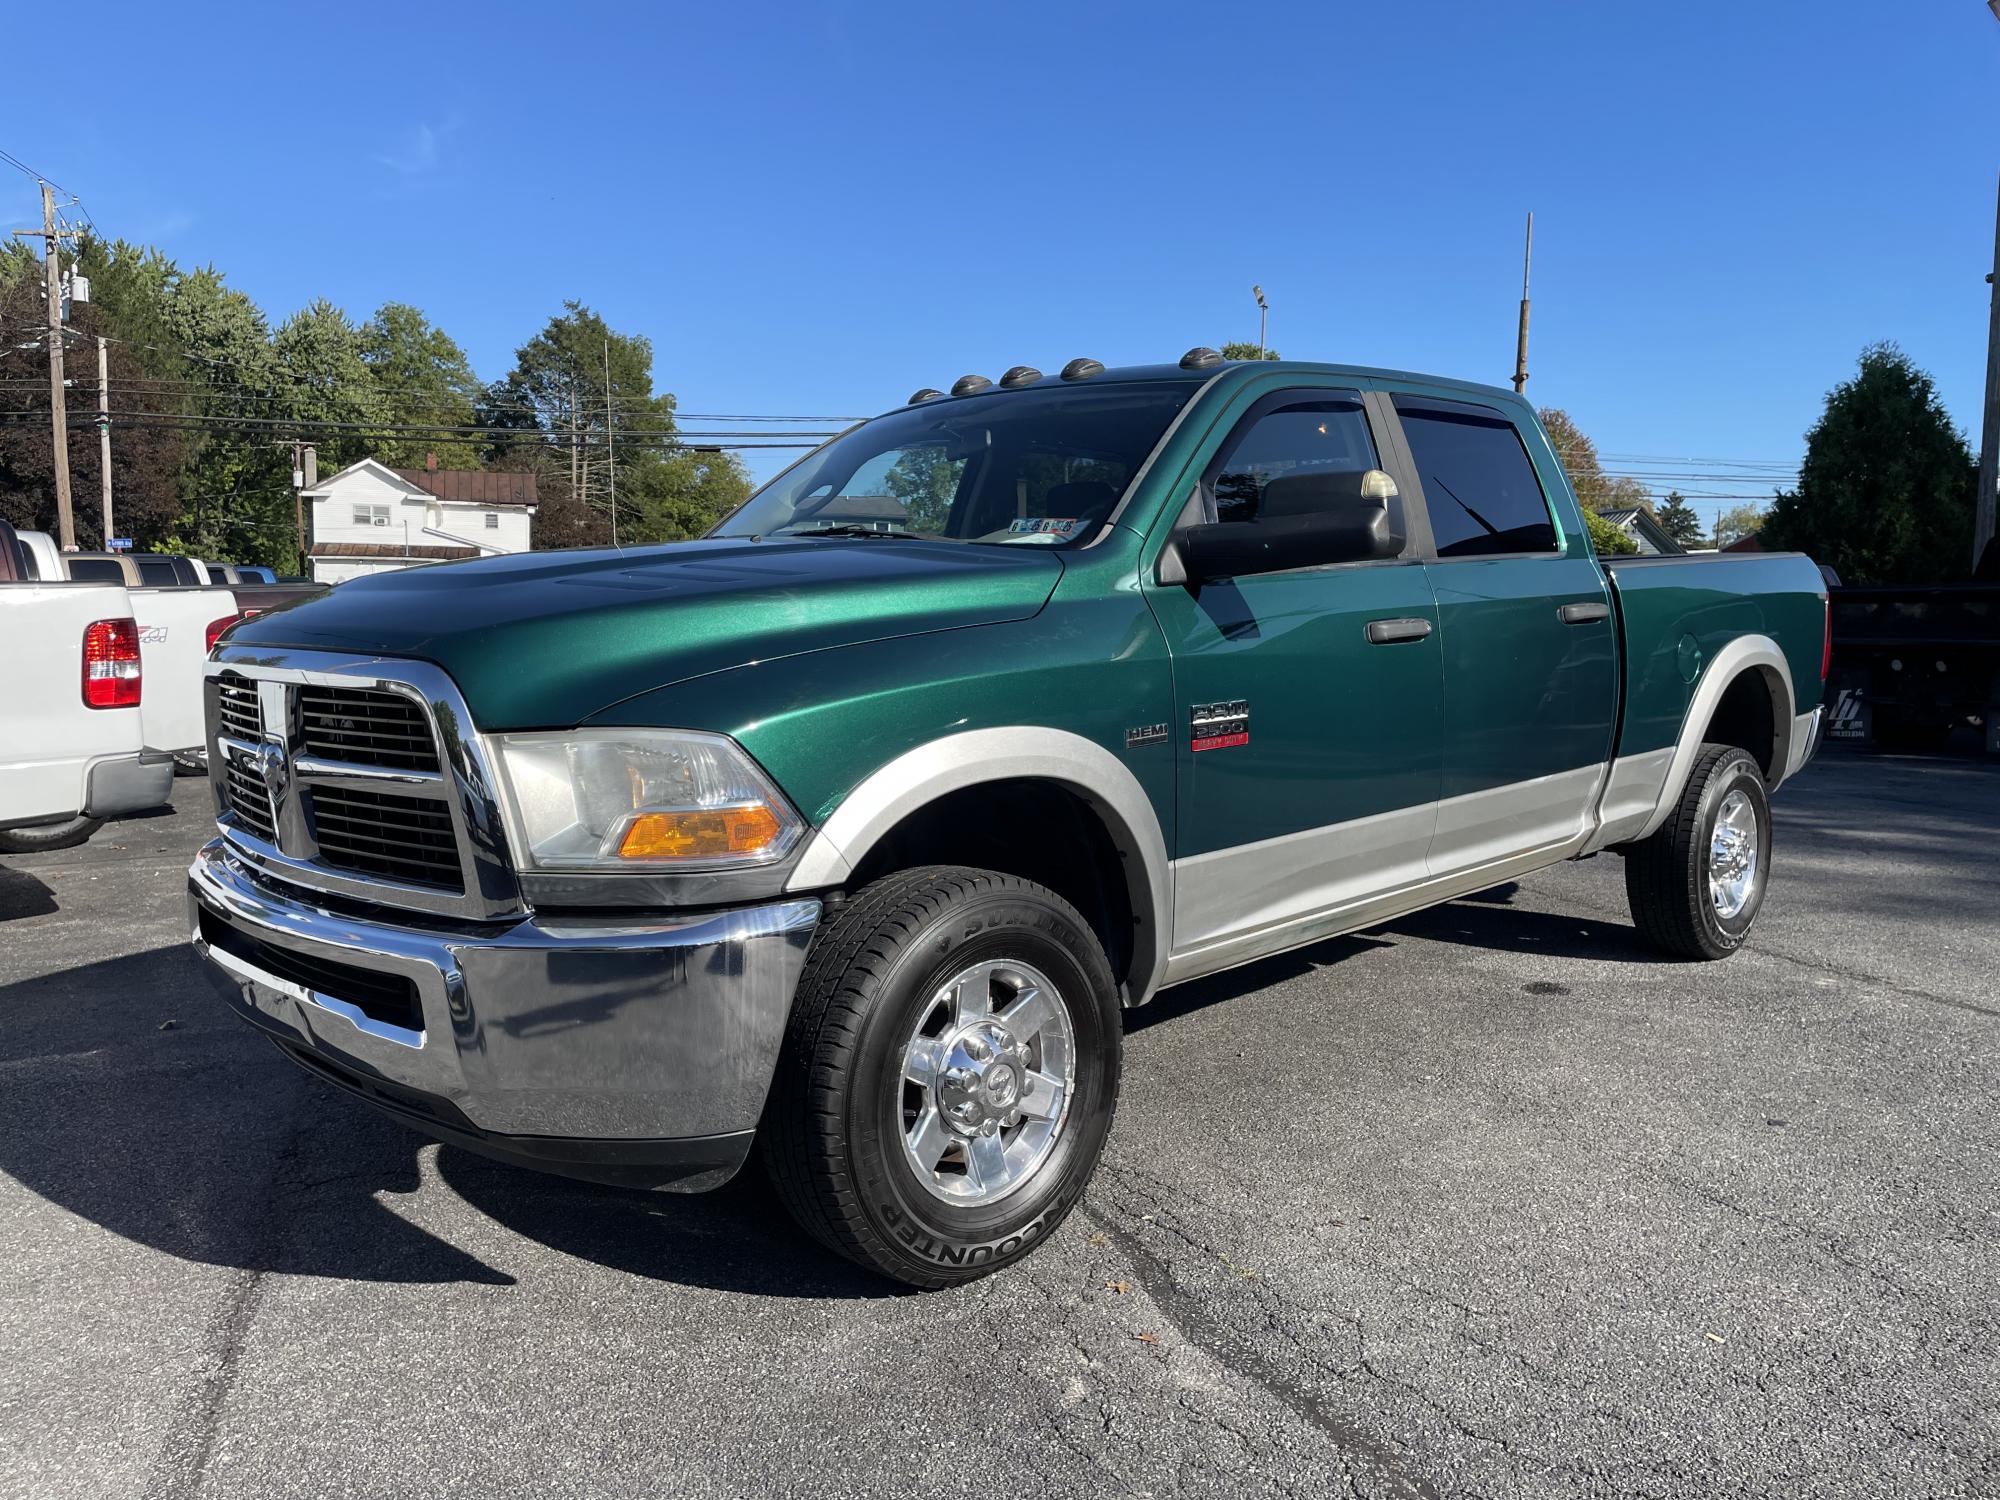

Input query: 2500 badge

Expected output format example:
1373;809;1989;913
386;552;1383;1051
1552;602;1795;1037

1190;699;1249;752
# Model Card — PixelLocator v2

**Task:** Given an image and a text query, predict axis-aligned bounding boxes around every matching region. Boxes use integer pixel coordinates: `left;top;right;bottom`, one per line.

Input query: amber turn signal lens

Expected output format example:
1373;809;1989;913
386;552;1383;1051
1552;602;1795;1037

616;805;784;860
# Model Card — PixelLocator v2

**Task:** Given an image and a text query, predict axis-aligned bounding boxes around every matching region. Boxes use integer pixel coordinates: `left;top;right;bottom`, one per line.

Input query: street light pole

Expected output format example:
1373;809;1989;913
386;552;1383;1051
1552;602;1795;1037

1976;177;1999;573
1253;284;1269;358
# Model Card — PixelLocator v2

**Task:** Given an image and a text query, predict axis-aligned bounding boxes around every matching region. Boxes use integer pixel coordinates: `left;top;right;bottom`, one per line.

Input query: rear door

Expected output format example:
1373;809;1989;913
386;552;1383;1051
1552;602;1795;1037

1382;393;1618;876
1145;383;1445;959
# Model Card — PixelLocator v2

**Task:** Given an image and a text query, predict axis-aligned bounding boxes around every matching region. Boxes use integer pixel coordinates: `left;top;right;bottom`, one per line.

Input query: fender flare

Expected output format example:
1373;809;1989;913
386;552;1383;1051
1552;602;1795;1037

785;727;1173;1004
1629;634;1796;844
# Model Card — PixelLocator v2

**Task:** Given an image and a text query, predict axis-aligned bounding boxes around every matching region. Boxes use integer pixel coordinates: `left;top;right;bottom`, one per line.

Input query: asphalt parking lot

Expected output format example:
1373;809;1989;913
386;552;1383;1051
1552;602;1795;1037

2;751;1995;1500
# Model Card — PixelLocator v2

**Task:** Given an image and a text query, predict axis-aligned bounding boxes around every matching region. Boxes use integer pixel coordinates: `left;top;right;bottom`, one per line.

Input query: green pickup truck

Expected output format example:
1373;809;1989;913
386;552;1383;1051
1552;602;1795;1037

189;351;1829;1286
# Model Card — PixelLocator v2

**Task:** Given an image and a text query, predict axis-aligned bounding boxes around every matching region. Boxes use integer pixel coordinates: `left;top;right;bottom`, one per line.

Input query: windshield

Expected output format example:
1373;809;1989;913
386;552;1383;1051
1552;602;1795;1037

711;381;1195;546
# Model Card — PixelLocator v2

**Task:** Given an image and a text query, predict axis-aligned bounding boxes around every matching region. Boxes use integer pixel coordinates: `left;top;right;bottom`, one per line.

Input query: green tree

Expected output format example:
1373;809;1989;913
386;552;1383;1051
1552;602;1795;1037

1539;407;1649;514
1713;503;1765;549
1583;509;1638;555
1219;341;1279;361
1760;343;1976;583
360;303;482;466
0;276;189;547
1655;490;1703;549
883;446;960;532
487;301;749;546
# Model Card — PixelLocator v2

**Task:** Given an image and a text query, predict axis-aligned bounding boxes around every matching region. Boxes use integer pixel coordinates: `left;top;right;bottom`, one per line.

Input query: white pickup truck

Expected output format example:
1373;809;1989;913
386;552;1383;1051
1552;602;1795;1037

1;523;255;851
0;578;176;852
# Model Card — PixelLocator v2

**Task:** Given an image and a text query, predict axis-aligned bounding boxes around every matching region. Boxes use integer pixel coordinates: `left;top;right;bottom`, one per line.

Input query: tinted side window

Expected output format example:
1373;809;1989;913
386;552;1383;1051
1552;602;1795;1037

1206;393;1388;531
135;556;179;585
1395;397;1557;558
69;558;123;582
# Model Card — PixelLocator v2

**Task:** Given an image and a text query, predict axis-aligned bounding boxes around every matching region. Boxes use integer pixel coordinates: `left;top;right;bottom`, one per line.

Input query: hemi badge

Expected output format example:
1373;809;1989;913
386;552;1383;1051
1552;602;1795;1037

1191;699;1249;752
1125;723;1169;748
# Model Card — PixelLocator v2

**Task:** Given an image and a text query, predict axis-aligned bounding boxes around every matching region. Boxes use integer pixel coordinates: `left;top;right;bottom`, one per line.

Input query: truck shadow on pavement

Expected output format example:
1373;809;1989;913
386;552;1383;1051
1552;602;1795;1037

0;945;894;1299
1128;884;1661;1032
0;865;58;920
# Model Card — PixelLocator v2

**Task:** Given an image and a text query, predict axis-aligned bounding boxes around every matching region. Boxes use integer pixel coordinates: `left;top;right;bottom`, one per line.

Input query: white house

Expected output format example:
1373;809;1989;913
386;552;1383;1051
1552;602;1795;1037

1596;506;1683;556
302;458;539;583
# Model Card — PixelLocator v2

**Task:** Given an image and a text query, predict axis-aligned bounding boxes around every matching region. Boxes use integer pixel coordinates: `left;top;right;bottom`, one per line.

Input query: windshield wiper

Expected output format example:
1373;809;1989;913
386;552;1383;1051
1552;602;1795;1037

776;524;926;540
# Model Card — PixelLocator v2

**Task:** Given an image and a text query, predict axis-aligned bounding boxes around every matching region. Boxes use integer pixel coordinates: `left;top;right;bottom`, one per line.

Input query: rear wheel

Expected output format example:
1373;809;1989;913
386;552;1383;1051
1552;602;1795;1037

1623;744;1772;960
0;815;103;854
764;866;1121;1287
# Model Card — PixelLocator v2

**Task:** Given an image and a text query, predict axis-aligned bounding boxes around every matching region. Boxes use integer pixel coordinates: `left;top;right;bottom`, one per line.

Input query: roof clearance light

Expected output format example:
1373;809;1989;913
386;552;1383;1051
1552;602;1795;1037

999;365;1042;389
950;374;992;396
1179;347;1223;370
907;388;945;404
1060;358;1104;380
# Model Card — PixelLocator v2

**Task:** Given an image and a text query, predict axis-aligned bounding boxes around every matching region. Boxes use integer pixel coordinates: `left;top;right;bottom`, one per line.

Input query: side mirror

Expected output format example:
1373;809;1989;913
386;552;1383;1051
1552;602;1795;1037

1166;469;1406;585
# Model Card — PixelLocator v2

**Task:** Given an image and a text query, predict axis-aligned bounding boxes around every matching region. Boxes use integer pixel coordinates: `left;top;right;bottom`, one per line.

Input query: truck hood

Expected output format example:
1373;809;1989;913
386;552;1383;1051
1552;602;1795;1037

228;537;1064;728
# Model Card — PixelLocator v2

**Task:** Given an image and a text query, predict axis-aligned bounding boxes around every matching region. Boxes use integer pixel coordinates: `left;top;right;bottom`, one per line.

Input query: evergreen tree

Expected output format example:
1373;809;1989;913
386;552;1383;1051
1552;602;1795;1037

1761;344;1976;583
1655;491;1703;548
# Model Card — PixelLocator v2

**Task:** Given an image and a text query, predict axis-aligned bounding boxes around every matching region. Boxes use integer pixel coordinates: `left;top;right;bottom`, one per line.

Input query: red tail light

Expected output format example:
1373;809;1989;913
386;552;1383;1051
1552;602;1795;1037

1820;595;1832;684
205;612;244;654
82;618;142;708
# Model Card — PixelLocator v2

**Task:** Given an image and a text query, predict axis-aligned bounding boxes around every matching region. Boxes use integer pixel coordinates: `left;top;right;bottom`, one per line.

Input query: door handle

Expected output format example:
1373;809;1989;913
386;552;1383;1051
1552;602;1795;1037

1558;601;1610;625
1365;616;1433;645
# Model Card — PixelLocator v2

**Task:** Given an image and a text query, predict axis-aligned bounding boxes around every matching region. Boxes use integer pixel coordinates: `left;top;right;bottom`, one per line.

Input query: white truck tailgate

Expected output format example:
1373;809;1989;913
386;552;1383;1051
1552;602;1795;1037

129;586;240;755
0;583;148;826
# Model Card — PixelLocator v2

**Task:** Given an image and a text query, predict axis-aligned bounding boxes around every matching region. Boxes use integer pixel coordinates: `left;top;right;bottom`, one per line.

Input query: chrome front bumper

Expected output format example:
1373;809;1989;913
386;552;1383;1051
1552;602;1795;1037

188;838;819;1189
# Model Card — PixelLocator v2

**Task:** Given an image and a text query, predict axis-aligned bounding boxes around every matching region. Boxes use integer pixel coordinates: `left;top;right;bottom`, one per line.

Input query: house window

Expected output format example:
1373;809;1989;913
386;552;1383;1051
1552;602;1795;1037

353;503;391;527
484;512;499;529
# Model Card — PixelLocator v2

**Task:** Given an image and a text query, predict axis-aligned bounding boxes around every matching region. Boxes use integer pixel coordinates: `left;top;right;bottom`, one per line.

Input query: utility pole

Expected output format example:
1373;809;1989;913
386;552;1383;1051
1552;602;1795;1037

96;335;113;545
1976;174;2000;572
11;185;77;548
1253;285;1269;358
603;336;618;547
1513;211;1533;395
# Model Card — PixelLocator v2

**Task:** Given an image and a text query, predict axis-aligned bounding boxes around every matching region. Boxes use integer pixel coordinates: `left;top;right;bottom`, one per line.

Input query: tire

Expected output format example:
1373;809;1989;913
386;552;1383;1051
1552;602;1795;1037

1623;744;1772;960
0;815;103;854
764;866;1122;1288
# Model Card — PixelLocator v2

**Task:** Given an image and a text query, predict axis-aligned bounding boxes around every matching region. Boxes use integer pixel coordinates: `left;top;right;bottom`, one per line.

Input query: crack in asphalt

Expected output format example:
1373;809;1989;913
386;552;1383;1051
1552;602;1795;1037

1077;1174;1446;1500
137;1071;311;1500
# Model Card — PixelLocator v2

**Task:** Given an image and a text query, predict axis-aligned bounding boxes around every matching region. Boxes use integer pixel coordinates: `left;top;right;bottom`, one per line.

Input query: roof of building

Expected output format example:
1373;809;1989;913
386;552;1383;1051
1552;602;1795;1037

1596;506;1685;555
1722;532;1764;553
310;542;479;561
390;467;539;506
301;458;538;507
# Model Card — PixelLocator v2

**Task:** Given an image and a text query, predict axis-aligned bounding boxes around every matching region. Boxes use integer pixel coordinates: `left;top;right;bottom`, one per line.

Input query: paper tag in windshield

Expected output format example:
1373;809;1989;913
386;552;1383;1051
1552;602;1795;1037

1003;517;1090;544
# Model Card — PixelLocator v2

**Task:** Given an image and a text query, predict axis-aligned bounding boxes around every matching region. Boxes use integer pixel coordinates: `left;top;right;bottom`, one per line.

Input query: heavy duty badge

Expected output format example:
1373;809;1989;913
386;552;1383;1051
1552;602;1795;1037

1190;700;1250;752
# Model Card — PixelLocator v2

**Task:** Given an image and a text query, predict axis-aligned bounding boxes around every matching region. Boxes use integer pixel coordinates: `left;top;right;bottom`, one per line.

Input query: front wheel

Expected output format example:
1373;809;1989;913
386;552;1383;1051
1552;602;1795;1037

764;866;1122;1287
1623;744;1772;960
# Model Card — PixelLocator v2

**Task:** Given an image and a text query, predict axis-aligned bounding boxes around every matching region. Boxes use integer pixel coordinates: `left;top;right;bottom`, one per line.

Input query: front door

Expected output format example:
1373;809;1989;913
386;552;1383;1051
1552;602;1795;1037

1385;394;1619;876
1144;386;1446;961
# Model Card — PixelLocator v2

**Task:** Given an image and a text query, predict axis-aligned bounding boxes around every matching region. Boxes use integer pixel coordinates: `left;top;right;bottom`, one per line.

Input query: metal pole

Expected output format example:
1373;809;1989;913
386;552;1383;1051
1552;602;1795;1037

1513;212;1533;395
39;185;75;549
604;335;618;547
96;335;113;545
1976;175;2000;572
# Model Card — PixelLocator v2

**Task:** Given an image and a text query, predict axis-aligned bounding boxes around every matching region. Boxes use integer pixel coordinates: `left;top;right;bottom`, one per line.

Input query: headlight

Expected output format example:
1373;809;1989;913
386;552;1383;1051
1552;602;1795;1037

494;729;804;871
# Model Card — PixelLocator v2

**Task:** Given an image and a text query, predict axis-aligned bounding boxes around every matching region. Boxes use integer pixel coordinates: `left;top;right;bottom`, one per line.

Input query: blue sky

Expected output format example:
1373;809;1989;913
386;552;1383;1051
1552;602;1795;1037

6;1;1996;512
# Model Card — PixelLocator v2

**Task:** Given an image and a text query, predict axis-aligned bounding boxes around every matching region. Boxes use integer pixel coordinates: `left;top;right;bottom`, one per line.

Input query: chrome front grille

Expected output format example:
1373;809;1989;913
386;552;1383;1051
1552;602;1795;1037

298;685;440;773
205;653;521;918
216;677;261;740
307;784;461;889
214;676;277;841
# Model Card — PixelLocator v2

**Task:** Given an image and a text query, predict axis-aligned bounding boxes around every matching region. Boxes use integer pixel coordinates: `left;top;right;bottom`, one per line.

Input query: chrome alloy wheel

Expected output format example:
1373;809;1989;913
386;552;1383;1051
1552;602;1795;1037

898;959;1075;1205
1708;788;1760;920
